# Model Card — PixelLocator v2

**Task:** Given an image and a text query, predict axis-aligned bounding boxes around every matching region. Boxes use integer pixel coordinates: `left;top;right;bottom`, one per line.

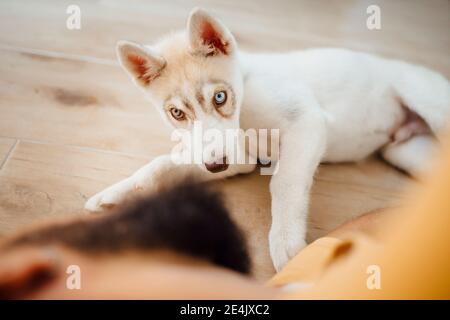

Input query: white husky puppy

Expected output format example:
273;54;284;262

85;8;450;271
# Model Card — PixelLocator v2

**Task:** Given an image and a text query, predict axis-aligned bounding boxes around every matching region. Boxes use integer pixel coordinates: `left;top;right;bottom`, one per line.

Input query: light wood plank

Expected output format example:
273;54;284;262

0;141;151;235
0;0;448;76
0;49;172;155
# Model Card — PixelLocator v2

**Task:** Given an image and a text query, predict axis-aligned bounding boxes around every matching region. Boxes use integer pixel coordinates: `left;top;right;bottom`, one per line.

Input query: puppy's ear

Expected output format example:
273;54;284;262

116;41;166;86
187;8;236;57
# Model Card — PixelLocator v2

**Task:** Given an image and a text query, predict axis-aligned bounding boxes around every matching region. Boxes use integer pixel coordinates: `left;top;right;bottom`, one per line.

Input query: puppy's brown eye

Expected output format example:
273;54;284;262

169;107;185;120
213;90;227;107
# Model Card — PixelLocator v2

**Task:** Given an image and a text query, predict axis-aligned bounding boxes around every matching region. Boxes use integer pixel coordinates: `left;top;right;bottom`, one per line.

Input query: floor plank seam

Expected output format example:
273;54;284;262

0;43;118;66
0;139;18;171
0;135;153;160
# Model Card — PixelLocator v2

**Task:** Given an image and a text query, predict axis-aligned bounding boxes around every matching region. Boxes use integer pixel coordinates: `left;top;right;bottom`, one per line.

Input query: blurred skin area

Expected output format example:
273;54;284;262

0;247;277;299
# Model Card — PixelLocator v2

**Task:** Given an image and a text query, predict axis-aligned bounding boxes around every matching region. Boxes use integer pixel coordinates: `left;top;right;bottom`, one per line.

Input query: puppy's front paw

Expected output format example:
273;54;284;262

269;226;307;272
84;180;133;213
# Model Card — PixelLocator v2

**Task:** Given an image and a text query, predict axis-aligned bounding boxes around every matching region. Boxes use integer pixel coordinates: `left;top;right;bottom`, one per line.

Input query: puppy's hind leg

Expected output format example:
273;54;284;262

381;134;437;178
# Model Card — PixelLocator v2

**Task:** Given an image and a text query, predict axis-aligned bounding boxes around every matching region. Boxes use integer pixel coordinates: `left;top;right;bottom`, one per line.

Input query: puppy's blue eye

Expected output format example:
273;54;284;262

213;91;227;106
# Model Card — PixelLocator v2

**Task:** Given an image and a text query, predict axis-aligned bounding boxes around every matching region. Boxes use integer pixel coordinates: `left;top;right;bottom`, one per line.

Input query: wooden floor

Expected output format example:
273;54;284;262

0;0;448;280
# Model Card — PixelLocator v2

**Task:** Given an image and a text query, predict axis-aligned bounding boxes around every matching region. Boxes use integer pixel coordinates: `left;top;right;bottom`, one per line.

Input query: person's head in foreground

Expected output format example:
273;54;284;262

1;142;450;299
0;182;271;299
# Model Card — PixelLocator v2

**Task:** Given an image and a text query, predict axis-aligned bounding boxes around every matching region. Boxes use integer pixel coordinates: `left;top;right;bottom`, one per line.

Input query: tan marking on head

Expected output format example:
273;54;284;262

195;87;207;113
141;32;240;122
182;98;195;117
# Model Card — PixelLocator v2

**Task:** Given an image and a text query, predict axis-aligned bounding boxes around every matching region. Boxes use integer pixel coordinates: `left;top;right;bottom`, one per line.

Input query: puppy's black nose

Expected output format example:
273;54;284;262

205;157;229;173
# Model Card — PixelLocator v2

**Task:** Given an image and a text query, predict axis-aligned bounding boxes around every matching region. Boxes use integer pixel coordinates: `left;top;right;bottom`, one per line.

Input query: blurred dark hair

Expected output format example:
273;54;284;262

2;181;250;274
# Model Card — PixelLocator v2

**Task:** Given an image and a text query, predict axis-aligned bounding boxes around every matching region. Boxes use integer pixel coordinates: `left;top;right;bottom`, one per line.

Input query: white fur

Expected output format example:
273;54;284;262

85;8;450;271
